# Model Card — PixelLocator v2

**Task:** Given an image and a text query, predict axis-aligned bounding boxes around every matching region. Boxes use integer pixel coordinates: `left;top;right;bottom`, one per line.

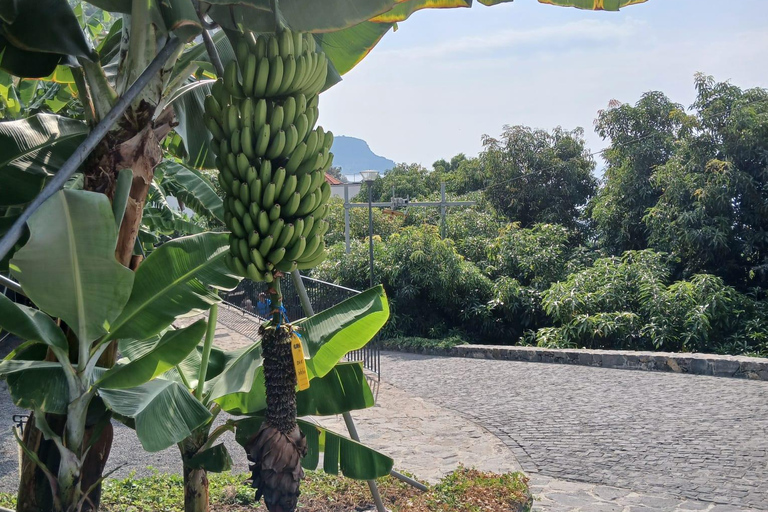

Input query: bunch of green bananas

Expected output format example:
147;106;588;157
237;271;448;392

204;29;334;282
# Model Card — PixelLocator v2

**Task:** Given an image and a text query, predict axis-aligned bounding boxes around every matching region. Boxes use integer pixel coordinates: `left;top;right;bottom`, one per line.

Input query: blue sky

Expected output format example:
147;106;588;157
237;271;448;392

318;0;768;172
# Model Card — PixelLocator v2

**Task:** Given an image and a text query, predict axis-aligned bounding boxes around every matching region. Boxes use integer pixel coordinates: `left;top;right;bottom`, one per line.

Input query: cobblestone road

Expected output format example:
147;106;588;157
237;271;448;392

380;351;768;511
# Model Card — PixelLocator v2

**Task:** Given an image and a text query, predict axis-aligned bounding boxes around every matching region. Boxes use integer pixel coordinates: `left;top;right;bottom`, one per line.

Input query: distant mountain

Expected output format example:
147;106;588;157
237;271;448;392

330;136;396;176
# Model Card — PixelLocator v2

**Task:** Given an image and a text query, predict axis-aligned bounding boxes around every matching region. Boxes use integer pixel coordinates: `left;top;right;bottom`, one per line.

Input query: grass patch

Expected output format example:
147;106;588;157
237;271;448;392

380;336;466;352
0;467;531;511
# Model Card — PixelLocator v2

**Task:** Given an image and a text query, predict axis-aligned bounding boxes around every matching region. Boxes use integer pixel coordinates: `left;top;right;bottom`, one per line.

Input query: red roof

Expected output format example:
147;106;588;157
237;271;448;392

324;173;343;185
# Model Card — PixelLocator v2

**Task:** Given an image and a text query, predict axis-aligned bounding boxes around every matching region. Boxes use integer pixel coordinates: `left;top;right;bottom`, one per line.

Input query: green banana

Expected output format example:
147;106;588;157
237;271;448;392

281;125;299;158
274;259;298;273
269;203;281;222
289;219;304;247
254;99;268;129
319;181;331;206
224;60;244;99
265;130;285;160
211;78;229;107
248;230;261;248
259;158;272;184
243;54;257;96
271;105;284;132
239;182;250;205
279;57;296;96
257;210;270;235
227;253;248;277
249;178;263;206
250;247;267;271
282;97;296;129
285;236;306;261
254;57;270;98
255;36;267;60
258;235;275;257
241;127;255;159
231;180;241;198
295;113;309;142
304;130;319;159
296;173;312;198
241;98;254;128
307;169;325;196
275;223;294;248
255;124;270;157
297;248;326;270
230;216;246;238
267;37;279;59
301;215;315;237
272;167;286;193
265;56;283;97
204;95;223;122
262;182;276;210
230;129;242;155
278;174;298;204
294;191;316;217
236;153;250;180
300;234;321;261
205;115;225;142
285;142;307;174
246;263;266;282
279;29;293;58
268;247;286;266
236;39;250;72
282;192;301;217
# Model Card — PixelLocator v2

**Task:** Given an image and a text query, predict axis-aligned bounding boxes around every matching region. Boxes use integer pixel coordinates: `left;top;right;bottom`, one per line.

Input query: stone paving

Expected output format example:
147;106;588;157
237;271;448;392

379;351;768;511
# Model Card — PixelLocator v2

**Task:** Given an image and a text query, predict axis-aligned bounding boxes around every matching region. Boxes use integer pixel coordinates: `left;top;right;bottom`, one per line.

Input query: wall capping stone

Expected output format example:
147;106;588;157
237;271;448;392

387;344;768;380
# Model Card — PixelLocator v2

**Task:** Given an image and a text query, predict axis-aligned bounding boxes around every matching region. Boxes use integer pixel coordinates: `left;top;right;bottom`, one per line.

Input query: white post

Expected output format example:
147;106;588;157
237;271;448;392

440;181;447;238
344;183;351;254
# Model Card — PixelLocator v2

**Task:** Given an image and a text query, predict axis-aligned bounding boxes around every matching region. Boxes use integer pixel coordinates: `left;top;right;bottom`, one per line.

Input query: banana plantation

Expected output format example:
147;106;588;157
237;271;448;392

0;1;650;511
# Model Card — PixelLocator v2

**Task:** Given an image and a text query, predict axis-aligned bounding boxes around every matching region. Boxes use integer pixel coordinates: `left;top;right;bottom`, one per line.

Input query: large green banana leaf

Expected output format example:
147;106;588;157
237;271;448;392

369;0;471;22
10;190;134;344
208;286;387;414
100;377;212;452
0;360;69;414
157;161;223;220
107;232;240;341
235;416;394;480
97;319;207;389
0;0;95;78
297;285;389;379
169;80;217;169
0;114;88;206
0;293;68;354
295;362;375;417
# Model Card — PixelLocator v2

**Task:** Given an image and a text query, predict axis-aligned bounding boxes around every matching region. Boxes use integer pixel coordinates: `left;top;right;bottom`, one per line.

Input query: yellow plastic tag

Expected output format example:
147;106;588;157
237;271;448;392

290;332;310;391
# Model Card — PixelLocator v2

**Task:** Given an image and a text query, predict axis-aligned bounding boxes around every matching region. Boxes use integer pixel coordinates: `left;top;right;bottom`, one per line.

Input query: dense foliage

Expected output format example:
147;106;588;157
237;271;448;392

313;76;768;357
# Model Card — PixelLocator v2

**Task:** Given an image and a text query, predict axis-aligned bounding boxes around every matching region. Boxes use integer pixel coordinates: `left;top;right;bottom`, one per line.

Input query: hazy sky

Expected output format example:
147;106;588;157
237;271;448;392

318;0;768;172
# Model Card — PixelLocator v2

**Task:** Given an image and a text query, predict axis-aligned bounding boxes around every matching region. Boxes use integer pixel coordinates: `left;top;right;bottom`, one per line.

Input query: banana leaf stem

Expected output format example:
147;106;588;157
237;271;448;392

196;303;218;402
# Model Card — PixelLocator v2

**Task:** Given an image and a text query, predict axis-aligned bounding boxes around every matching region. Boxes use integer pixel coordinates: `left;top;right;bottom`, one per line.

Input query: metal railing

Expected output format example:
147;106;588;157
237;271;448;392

219;275;381;379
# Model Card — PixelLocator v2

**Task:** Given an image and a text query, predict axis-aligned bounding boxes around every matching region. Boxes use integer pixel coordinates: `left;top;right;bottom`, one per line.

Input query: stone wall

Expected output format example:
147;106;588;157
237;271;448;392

391;344;768;380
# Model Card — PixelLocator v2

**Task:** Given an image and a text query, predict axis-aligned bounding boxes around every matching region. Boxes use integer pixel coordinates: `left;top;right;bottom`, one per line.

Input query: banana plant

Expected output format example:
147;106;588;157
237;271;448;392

0;0;649;509
0;188;240;512
114;285;390;512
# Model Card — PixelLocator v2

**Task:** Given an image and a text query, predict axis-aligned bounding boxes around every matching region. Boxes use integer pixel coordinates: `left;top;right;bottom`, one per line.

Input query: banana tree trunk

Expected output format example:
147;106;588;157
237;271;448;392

15;104;175;512
180;434;210;512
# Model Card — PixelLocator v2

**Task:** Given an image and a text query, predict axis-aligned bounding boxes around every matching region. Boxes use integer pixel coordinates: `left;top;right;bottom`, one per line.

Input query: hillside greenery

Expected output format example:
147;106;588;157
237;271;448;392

313;76;768;357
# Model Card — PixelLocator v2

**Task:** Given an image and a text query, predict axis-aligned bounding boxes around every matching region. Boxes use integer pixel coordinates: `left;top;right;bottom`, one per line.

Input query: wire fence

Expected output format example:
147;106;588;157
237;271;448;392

219;275;381;378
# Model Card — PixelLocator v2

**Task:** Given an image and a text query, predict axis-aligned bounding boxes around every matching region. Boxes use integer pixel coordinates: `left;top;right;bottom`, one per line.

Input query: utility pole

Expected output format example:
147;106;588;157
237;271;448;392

344;181;475;253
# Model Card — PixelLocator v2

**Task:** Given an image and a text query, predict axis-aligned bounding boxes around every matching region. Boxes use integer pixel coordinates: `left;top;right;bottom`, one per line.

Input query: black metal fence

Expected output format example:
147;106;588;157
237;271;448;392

219;274;381;378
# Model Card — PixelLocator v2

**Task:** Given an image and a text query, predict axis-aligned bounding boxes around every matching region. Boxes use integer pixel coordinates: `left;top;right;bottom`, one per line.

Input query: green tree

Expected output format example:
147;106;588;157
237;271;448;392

646;75;768;289
354;162;433;202
482;126;597;229
590;91;689;253
431;153;487;195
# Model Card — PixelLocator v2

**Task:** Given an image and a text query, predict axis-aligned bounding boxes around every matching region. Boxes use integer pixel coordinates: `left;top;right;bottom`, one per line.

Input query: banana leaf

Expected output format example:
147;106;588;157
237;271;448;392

157;161;224;221
97;319;208;389
0;0;95;78
100;377;212;452
185;443;233;472
0;293;68;353
0;361;69;414
296;362;375;417
297;285;389;379
10;190;134;344
0;114;88;206
235;416;394;480
107;232;240;341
